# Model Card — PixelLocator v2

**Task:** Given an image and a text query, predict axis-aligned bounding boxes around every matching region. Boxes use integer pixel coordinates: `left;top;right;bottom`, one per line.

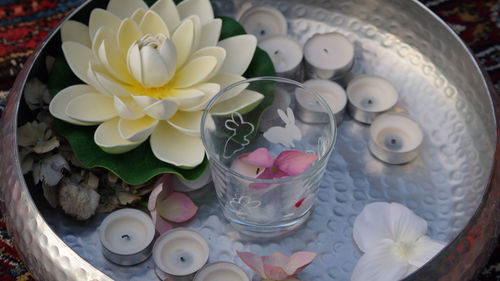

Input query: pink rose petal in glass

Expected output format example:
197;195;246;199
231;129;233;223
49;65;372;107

275;150;318;176
156;192;198;223
240;147;274;168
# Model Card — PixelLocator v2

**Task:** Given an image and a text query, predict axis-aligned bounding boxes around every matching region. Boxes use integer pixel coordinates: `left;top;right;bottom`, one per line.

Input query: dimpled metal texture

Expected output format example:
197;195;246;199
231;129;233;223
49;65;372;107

0;0;496;280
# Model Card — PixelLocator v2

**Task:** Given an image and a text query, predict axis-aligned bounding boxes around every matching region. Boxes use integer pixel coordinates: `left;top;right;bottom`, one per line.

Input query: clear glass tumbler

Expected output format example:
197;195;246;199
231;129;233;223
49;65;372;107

201;77;336;235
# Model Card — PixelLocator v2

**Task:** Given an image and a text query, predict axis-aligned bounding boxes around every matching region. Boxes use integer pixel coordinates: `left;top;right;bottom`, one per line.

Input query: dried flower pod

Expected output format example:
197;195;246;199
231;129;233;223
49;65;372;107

59;182;100;220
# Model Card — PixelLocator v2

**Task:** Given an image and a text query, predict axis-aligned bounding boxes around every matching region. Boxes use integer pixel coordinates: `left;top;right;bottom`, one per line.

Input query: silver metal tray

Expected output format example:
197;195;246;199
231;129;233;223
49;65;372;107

0;0;497;280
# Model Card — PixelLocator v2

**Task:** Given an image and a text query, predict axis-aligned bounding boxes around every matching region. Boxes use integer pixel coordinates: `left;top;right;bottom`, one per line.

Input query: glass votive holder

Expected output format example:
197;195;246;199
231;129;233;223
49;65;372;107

368;113;423;164
201;77;336;235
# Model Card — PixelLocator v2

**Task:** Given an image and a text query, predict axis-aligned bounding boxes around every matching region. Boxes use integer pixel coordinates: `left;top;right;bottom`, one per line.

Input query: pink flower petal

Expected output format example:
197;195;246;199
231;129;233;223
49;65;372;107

237;251;266;277
284;251;316;276
151;210;174;234
148;183;163;212
156;192;198;223
239;148;274;168
148;174;175;212
263;264;290;280
250;167;288;190
274;150;318;176
231;158;265;178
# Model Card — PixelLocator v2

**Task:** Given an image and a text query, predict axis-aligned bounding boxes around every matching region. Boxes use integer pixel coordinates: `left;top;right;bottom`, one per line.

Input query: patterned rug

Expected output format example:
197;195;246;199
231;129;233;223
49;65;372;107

0;0;499;280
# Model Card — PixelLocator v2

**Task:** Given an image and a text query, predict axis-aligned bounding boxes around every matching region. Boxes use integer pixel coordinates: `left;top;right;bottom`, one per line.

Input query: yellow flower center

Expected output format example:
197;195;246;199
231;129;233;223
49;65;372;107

393;241;415;260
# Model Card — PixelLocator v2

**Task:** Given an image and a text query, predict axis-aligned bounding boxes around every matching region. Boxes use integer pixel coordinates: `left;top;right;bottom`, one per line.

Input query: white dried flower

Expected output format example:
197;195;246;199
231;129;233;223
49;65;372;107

23;78;51;110
33;154;69;186
17;121;59;154
59;183;100;220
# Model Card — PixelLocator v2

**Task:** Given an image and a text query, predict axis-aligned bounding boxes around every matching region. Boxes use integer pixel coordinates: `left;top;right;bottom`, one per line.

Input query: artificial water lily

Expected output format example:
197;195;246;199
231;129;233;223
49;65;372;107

49;0;260;167
352;202;446;281
237;251;316;281
148;174;198;234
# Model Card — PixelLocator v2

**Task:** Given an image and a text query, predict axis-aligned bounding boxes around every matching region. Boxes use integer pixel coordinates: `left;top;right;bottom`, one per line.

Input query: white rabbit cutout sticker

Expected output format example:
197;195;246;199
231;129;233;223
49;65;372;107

263;107;302;147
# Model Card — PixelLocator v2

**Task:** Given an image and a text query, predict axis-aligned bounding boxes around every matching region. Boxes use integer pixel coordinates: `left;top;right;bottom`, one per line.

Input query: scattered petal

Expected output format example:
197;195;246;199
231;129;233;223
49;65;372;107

353;202;394;253
237;251;266;277
389;202;428;244
152;210;174;234
351;239;410;281
156;192;198;223
407;235;445;268
274;150;318;176
238;251;316;280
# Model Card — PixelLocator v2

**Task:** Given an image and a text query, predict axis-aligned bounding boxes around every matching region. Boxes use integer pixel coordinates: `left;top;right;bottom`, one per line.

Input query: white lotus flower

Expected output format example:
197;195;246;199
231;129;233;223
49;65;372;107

352;202;445;281
49;0;262;167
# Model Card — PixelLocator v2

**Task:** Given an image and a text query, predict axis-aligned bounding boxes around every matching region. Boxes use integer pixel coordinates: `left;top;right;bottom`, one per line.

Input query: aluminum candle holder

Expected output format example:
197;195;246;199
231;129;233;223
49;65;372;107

153;228;209;281
368;113;423;164
303;32;354;81
193;262;250;281
259;35;303;80
238;5;287;41
346;75;399;124
99;209;156;266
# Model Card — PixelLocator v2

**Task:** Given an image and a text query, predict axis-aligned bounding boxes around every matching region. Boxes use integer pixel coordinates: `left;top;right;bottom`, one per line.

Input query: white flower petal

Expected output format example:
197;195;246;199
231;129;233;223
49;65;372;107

114;96;145;120
49;85;100;126
184;15;201;54
95;71;130;97
217;34;257;75
127;43;143;85
167;111;203;136
353;202;394;253
192;46;226;81
107;0;148;19
171;18;195;69
61;20;91;47
408;235;445;268
98;39;134;84
117;19;143;57
139;45;175;87
199;19;222;48
209;73;247;101
167;88;205;108
87;63;111;95
143;99;178;120
140;10;170;37
62;42;92;85
179;83;220;112
131;8;146;24
150;122;205;167
91;26;113;59
95;119;145;154
351;239;410;281
89;9;120;41
389;202;428;244
172;56;217;88
177;0;214;25
132;95;157;108
66;93;117;122
210;89;263;115
119;116;159;142
151;0;180;32
158;39;177;68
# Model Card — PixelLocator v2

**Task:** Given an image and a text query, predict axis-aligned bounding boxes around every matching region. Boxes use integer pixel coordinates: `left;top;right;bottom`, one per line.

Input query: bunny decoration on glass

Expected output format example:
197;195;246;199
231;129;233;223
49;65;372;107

223;112;256;159
263;108;302;147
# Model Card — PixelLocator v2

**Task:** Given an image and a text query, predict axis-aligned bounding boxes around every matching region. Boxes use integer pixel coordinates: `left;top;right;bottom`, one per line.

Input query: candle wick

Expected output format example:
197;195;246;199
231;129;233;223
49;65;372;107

391;139;396;145
368;99;373;104
180;256;186;262
260;29;266;36
274;50;280;55
323;48;329;54
121;234;130;240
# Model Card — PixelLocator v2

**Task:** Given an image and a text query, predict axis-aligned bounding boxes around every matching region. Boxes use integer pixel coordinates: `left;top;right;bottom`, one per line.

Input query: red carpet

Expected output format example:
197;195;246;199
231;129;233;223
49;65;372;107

0;0;498;280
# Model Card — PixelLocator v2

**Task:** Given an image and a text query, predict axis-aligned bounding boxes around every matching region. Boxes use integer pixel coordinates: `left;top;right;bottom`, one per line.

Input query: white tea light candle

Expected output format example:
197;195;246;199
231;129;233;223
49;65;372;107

238;6;287;41
296;79;347;125
99;208;156;266
173;169;212;192
259;35;303;79
369;113;423;164
304;32;354;80
153;228;209;280
346;75;399;124
193;262;250;281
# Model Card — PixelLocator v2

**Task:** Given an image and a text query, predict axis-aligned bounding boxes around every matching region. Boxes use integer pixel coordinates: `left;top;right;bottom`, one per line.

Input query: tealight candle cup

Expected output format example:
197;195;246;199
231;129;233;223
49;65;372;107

193;262;250;281
153;228;209;281
99;208;156;266
238;6;287;41
259;35;303;80
346;75;399;124
201;77;336;236
296;79;347;125
303;32;354;81
369;113;423;164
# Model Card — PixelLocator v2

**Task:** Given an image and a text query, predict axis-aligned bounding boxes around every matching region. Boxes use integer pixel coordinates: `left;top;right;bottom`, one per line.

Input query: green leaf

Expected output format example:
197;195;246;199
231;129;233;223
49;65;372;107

218;16;246;40
48;12;275;185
